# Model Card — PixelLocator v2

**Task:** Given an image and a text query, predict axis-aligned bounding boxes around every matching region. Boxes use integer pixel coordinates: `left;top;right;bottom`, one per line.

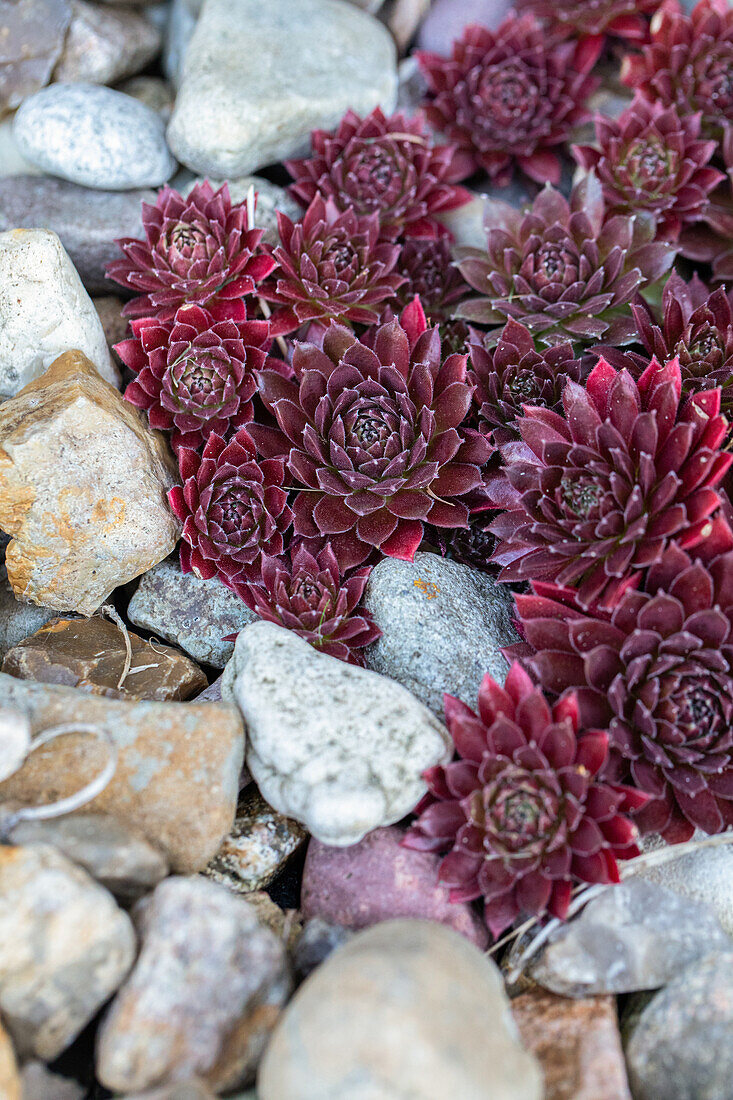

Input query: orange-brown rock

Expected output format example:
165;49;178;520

0;1019;20;1100
512;988;631;1100
0;350;179;615
2;616;207;701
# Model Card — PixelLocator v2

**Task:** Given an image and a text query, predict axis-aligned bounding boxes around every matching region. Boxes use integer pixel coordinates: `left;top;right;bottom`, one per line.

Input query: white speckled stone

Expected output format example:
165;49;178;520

0;115;46;179
167;0;397;177
0;229;117;398
222;622;451;846
13;83;176;190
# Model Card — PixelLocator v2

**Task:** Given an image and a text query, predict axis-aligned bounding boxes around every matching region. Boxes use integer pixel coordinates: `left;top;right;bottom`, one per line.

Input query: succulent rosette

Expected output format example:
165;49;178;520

233;540;381;663
404;662;647;938
680;126;733;283
488;356;733;609
285;107;473;239
572;96;723;242
513;514;733;841
107;182;276;321
168;429;292;585
517;0;662;47
468;318;587;447
115;303;270;453
250;300;492;568
392;236;470;322
417;14;597;186
621;0;733;140
455;173;676;347
260;197;405;335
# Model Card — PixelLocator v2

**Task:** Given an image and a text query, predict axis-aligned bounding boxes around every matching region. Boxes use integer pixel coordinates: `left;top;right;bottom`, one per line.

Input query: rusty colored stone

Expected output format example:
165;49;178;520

2;616;207;701
0;673;244;873
0;350;180;615
512;988;632;1100
0;0;72;116
203;787;306;893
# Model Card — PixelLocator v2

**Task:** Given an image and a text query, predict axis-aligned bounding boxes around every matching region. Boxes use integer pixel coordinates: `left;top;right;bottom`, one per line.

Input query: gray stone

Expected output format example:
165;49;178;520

8;813;169;900
0;116;45;179
119;76;175;121
0;177;151;294
19;1062;85;1100
258;920;542;1100
417;0;513;53
163;0;203;86
0;229;117;398
0;580;59;660
0;0;72;115
14;83;176;190
292;919;354;981
529;880;732;997
0;842;136;1061
363;552;518;718
203;787;307;894
625;952;733;1100
127;557;257;669
222;622;451;846
167;0;397;177
96;876;291;1094
53;0;162;86
116;1083;216;1100
634;832;733;937
183;175;302;246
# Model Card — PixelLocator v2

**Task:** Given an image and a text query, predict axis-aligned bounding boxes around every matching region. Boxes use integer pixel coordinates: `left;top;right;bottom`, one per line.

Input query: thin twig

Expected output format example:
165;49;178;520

100;604;132;691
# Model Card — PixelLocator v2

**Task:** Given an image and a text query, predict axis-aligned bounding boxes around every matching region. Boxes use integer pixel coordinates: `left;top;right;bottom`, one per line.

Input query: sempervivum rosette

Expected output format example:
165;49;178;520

517;0;662;46
115;303;270;453
513;514;733;841
107;182;275;321
233;540;381;664
392;237;470;322
404;662;647;937
417;13;597;186
572;96;723;242
260;197;405;335
251;300;491;568
455;173;676;347
169;429;292;584
488;356;733;609
285;107;472;239
469;318;586;448
680;126;733;284
621;0;733;139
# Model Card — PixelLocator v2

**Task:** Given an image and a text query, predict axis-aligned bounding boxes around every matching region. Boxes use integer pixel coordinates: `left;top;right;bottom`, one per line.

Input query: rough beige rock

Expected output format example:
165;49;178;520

0;843;136;1061
54;0;162;86
203;787;307;894
0;1018;20;1100
0;351;180;615
0;673;244;872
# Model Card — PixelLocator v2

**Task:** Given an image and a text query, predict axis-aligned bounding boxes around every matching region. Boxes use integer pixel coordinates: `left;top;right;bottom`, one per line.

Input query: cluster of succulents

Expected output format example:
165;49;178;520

108;0;733;941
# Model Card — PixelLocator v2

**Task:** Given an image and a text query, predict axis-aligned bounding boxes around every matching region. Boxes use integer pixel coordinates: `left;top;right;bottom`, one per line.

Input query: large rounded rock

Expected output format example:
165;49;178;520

222;622;451;846
258;920;542;1100
53;0;162;87
0;0;72;115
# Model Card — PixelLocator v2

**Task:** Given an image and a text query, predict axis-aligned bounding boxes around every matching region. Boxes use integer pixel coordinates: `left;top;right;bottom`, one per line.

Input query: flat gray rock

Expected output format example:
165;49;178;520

0;580;59;659
14;83;176;190
222;621;451;846
363;552;517;717
167;0;397;177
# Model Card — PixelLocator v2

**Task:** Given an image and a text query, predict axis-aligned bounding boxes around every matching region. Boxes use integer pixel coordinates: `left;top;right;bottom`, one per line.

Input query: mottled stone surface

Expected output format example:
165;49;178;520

0;0;72;114
119;75;175;120
3;616;207;701
19;1062;86;1100
54;0;162;86
244;891;302;951
530;880;731;996
14;83;176;189
0;674;243;872
636;833;733;936
117;1083;216;1100
0;116;45;178
0;351;179;615
0;580;59;659
259;920;542;1100
363;552;517;717
97;877;291;1094
222;622;451;845
513;989;631;1100
128;557;257;669
163;0;203;86
625;953;733;1100
0;177;150;293
0;229;117;397
0;1019;20;1100
0;843;135;1061
167;0;397;176
203;787;306;894
417;0;513;52
8;812;169;900
301;827;489;948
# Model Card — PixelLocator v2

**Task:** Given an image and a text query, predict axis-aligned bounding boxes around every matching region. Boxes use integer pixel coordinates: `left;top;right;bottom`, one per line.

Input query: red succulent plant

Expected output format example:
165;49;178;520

392;236;470;322
680;126;733;283
285;107;472;239
115;303;270;453
168;429;292;585
513;514;733;841
517;0;662;48
250;300;491;569
404;662;647;938
417;14;597;186
107;181;275;321
488;356;733;609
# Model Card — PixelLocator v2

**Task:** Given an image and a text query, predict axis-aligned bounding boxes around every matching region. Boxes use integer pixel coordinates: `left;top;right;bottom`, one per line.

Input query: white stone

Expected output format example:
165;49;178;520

222;621;451;846
0;116;45;179
13;83;176;190
167;0;397;177
0;229;117;398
